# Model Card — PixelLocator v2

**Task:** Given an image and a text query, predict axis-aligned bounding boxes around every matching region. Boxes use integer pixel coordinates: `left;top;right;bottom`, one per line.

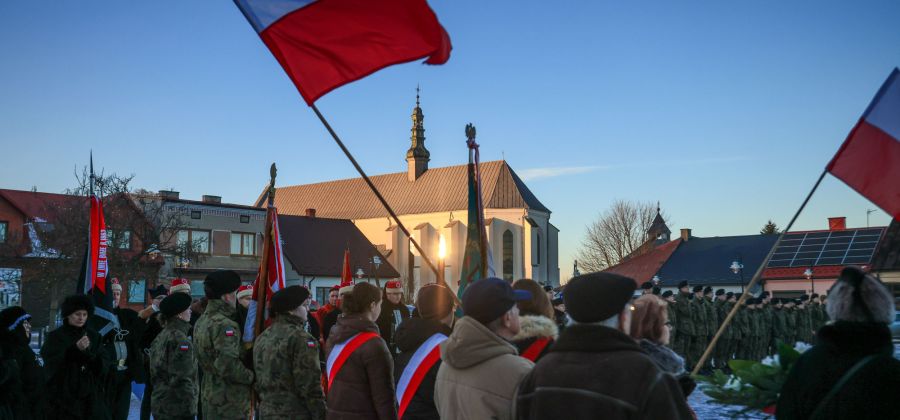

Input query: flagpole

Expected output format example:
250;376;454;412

309;104;441;278
692;169;827;376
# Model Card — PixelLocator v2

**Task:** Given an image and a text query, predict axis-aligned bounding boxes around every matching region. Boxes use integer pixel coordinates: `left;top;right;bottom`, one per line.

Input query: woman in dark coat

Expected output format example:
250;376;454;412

777;266;900;420
40;295;111;420
325;282;397;420
0;306;45;419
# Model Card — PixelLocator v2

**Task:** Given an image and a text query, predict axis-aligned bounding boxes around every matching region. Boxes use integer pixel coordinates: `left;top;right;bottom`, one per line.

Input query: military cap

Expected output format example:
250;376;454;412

761;291;771;298
652;286;661;295
811;293;820;299
661;290;674;298
565;272;635;323
677;281;689;289
204;270;242;298
703;286;713;295
640;281;653;290
800;294;810;301
160;293;192;317
735;293;743;299
693;285;704;293
726;292;734;299
270;286;311;314
715;289;725;296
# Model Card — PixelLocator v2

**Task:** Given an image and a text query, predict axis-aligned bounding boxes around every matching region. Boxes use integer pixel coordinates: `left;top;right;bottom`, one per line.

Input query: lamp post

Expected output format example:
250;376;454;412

437;234;447;286
371;256;382;288
355;268;364;283
804;267;814;294
730;259;745;293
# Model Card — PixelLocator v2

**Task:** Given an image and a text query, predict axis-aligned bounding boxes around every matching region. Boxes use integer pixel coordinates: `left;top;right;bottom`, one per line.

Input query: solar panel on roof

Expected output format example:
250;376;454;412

765;228;886;268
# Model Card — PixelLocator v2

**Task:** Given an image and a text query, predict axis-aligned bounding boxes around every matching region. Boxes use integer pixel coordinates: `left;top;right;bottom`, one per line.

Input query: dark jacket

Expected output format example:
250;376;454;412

40;322;111;420
393;317;451;420
323;308;342;342
107;307;147;383
0;324;45;420
325;315;397;420
515;324;693;420
776;321;900;420
510;314;558;362
376;300;411;355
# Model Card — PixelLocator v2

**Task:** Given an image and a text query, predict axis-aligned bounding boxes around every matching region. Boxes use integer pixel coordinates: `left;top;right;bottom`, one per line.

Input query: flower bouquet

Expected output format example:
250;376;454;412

696;342;811;417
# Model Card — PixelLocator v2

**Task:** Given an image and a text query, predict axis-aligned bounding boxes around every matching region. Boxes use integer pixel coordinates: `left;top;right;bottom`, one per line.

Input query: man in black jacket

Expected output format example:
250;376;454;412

515;272;693;420
105;278;147;420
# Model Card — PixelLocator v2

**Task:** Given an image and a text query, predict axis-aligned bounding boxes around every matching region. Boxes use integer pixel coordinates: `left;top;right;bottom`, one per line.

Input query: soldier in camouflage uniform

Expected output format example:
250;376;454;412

751;299;766;360
772;298;788;350
796;295;813;344
701;287;718;369
761;292;775;356
672;281;694;365
713;289;731;369
734;294;751;360
150;293;198;420
689;285;709;370
254;286;326;420
783;299;798;346
193;270;255;420
662;290;677;348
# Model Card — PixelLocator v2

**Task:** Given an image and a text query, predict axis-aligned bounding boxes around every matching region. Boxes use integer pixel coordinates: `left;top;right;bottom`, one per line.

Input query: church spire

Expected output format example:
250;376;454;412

648;202;671;242
407;85;430;181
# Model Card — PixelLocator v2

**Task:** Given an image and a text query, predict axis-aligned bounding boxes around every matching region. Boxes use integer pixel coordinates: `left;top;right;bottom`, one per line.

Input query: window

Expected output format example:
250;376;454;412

127;279;146;303
0;222;7;243
190;280;204;297
231;232;257;256
191;210;202;220
316;287;331;306
109;230;132;250
240;215;250;224
177;229;210;254
502;230;514;281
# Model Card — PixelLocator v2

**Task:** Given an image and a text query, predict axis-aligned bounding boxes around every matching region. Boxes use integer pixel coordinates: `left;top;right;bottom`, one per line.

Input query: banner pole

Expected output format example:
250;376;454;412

309;104;441;278
692;169;827;376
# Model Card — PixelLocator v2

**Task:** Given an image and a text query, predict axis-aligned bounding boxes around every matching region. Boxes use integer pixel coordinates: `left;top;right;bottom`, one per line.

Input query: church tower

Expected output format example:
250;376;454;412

647;203;671;243
407;86;430;181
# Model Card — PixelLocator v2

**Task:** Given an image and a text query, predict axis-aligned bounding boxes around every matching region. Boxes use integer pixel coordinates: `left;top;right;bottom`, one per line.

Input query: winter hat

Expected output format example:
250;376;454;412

148;285;168;299
111;278;123;293
204;270;242;299
703;286;713;295
385;280;403;294
61;294;94;318
640;281;653;290
159;293;192;317
652;286;661;295
677;281;689;289
692;285;704;293
564;272;636;324
462;277;531;325
0;306;30;332
726;292;734;299
416;283;455;320
715;289;726;296
236;284;254;300
269;286;311;315
661;290;674;298
169;278;192;294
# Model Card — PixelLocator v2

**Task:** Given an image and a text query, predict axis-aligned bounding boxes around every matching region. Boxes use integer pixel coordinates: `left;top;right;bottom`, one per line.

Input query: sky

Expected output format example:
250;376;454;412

1;1;898;280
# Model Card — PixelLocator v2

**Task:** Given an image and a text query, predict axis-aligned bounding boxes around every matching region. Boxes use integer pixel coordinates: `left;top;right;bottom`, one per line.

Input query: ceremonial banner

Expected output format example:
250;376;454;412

244;205;287;342
827;68;900;220
234;0;451;105
76;195;119;336
457;130;495;303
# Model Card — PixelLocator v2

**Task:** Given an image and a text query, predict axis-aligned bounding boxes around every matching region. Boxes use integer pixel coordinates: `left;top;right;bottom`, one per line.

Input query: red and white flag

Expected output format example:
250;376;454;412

77;194;119;335
244;205;287;342
827;68;900;220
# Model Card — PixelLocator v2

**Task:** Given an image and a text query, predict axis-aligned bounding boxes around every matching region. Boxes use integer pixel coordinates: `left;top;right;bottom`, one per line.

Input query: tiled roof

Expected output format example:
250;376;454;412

656;234;779;287
258;160;550;219
762;266;844;280
0;189;84;222
871;219;900;271
603;239;682;285
277;214;400;279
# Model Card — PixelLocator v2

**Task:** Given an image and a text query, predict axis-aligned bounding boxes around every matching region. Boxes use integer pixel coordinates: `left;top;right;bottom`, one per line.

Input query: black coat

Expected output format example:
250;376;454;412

0;325;45;420
392;317;451;420
41;323;111;420
376;300;411;354
515;324;693;420
108;307;147;383
776;321;900;420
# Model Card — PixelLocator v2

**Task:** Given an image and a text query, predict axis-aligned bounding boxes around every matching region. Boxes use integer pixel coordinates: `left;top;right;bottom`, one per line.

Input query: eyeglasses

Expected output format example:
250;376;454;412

664;321;674;329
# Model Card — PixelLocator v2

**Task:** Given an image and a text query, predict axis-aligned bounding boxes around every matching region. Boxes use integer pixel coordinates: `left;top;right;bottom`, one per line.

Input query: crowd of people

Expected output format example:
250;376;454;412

0;265;897;419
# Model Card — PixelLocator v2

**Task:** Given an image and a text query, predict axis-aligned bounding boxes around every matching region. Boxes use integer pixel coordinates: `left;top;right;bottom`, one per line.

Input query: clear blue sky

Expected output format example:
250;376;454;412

1;1;898;279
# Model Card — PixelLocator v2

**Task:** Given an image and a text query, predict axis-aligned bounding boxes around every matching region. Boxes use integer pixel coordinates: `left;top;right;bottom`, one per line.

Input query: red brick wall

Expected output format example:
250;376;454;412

0;197;26;254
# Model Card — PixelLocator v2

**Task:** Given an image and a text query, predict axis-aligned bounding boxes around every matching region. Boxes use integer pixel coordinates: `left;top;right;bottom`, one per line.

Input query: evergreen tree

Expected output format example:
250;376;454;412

760;220;780;235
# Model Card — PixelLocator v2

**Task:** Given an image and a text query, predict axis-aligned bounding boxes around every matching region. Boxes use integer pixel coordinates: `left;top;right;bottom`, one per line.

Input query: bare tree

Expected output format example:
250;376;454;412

575;200;668;273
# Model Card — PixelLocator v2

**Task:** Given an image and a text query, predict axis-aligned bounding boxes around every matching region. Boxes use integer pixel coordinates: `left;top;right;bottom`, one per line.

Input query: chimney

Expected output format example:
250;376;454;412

680;228;692;241
158;190;179;200
305;208;316;218
202;195;221;204
828;217;846;231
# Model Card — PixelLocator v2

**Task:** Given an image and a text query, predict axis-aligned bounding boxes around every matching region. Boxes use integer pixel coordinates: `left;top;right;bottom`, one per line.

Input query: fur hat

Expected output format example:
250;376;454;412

416;283;455;320
169;278;191;294
111;278;123;293
385;280;403;293
0;306;30;332
236;284;254;300
270;286;311;315
159;293;192;317
61;294;94;318
564;272;635;323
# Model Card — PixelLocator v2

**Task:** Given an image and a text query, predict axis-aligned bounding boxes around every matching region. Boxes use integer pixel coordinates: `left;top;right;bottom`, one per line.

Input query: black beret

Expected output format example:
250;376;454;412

640;281;653;290
726;292;734;298
677;281;689;289
0;306;30;333
416;283;455;320
564;272;636;323
715;289;725;296
693;285;704;293
734;293;743;299
811;293;820;299
652;286;661;295
270;286;311;315
661;290;674;298
60;294;94;318
204;270;242;298
800;294;810;300
703;286;713;294
761;291;771;298
159;293;192;317
148;285;168;299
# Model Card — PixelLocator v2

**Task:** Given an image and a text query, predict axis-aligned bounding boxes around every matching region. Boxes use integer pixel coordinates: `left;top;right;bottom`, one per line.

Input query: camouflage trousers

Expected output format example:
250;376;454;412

672;332;692;367
714;338;733;369
689;335;710;370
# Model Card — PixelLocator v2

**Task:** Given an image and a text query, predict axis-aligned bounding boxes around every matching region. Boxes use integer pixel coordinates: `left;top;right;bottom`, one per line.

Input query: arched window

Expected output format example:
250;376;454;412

502;229;514;281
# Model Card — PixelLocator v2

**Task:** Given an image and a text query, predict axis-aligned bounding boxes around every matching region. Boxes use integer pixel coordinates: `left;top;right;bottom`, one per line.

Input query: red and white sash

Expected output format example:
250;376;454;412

395;333;447;419
326;332;379;389
520;337;551;362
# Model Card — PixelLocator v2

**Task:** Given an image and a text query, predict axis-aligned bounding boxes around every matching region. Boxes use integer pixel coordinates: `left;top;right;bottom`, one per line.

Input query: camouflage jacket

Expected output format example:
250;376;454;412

149;317;198;418
772;309;787;341
693;297;709;336
253;314;326;420
735;305;750;338
704;297;718;336
785;308;798;336
716;300;733;339
762;305;775;338
674;292;695;336
749;309;763;338
193;299;254;419
666;302;677;335
796;307;813;341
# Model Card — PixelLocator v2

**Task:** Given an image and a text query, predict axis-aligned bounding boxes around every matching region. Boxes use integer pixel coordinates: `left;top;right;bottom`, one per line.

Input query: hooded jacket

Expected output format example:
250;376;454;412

515;324;693;420
435;316;533;420
325;315;397;420
510;315;558;362
393;317;452;420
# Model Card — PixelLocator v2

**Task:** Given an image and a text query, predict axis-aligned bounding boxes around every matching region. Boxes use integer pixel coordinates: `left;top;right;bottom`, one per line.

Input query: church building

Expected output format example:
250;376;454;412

257;95;559;295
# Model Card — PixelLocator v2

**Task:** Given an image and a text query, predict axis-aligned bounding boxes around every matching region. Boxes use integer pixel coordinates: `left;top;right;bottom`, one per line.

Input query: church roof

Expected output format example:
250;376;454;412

259;160;550;219
603;239;682;286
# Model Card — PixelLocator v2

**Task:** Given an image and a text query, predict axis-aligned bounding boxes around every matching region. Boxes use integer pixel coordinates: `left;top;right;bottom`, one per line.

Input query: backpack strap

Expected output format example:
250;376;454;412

809;353;881;420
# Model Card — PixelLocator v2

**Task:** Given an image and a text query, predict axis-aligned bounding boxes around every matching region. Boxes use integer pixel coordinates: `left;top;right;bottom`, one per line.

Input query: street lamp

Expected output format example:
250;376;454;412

804;267;813;294
355;268;364;281
730;259;745;293
437;234;447;286
371;255;382;288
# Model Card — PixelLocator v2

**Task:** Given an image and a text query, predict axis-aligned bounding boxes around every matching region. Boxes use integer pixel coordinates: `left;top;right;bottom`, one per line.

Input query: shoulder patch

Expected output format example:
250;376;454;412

307;340;317;348
225;329;235;337
179;343;190;352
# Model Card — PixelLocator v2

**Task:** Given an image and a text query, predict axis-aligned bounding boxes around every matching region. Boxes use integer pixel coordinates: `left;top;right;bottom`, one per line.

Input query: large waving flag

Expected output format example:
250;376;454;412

244;205;287;343
827;68;900;220
457;126;495;303
76;194;119;336
234;0;452;105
